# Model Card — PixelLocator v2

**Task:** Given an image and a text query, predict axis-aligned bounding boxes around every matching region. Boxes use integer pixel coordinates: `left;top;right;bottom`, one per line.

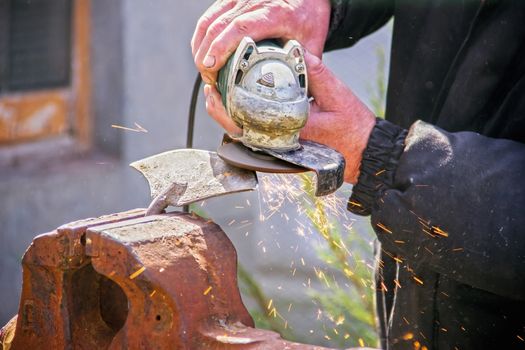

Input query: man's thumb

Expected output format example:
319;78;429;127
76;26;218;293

304;50;343;109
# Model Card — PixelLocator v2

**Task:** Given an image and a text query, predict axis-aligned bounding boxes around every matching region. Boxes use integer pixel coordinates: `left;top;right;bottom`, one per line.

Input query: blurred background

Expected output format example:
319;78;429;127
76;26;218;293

0;0;391;348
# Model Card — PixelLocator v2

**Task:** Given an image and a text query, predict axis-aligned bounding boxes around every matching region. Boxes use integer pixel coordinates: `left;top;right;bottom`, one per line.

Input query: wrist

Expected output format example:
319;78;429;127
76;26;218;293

300;107;375;184
343;113;376;184
348;119;408;215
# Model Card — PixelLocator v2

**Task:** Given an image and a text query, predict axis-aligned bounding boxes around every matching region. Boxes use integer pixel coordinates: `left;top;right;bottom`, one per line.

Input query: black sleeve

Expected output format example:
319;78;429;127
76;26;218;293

349;119;525;300
325;0;394;52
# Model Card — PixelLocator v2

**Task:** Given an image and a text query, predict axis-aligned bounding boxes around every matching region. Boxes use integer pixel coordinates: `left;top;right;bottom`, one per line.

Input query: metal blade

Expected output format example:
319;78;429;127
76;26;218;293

130;149;257;214
265;140;345;196
217;141;307;174
218;136;344;196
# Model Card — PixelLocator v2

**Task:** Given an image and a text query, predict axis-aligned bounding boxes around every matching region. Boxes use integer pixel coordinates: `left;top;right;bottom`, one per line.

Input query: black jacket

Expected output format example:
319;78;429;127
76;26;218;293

326;1;525;349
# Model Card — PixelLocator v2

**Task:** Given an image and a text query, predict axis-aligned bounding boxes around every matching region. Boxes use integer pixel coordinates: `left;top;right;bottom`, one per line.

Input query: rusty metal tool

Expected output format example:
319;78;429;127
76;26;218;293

130;149;257;215
1;209;336;350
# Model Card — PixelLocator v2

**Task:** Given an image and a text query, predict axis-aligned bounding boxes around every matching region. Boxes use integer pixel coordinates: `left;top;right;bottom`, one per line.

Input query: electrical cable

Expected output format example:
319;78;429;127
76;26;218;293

182;73;203;213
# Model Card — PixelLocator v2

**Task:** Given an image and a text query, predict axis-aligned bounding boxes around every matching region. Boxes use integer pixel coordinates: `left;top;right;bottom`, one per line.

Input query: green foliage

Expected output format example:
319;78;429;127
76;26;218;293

299;174;378;348
237;264;295;340
368;46;387;117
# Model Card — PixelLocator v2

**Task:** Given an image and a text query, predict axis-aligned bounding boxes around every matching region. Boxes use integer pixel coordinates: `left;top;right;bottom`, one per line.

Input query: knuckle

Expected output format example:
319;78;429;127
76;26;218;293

232;18;250;35
309;61;327;77
207;17;231;37
194;55;203;68
197;14;211;28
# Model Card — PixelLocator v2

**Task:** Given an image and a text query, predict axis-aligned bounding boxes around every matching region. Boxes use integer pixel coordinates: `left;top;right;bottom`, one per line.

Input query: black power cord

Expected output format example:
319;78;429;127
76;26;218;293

186;73;202;149
182;73;203;213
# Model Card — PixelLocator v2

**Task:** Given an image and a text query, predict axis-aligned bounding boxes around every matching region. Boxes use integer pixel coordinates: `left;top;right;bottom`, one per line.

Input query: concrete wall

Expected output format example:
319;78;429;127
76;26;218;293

0;1;391;347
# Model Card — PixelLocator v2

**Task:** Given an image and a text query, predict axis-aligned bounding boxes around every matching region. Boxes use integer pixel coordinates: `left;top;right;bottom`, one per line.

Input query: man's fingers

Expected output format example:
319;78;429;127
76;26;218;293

204;9;283;75
305;50;375;127
191;1;234;57
194;7;242;84
196;8;283;84
204;84;243;136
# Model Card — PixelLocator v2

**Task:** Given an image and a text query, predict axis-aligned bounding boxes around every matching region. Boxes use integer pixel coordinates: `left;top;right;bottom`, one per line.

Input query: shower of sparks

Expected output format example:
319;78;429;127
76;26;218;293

111;122;148;133
229;172;379;345
256;174;350;227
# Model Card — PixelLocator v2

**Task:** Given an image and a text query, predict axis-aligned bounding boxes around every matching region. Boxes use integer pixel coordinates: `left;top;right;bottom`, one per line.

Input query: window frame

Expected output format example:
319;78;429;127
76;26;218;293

0;0;91;151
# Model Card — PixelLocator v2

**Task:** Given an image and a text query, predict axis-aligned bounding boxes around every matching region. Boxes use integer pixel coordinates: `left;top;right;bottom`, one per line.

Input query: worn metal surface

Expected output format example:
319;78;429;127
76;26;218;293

217;37;309;151
265;140;345;197
2;209;335;349
130;149;257;212
220;138;345;197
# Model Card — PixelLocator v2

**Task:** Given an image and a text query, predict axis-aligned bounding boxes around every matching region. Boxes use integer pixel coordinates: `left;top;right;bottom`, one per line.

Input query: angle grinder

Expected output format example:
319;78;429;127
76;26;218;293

130;37;346;214
216;37;345;196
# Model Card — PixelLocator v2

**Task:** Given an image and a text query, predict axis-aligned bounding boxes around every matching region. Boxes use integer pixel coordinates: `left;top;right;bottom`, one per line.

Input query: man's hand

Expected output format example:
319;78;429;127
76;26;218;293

204;50;376;185
191;0;331;84
301;51;376;184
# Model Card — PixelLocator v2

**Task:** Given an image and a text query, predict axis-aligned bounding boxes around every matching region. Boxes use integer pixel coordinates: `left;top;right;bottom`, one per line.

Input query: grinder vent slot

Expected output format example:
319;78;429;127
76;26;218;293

298;74;305;88
243;46;254;60
234;70;243;85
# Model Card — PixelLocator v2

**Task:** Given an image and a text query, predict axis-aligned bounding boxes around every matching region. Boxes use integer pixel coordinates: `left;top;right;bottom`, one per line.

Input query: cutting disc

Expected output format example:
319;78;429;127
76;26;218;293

217;141;307;174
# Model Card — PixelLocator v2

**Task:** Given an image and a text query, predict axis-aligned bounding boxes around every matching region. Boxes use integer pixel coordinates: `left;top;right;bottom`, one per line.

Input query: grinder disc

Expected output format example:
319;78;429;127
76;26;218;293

217;141;307;174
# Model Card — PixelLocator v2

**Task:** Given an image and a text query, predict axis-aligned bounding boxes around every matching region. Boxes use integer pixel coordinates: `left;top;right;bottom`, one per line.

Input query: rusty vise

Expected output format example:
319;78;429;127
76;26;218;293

0;209;333;349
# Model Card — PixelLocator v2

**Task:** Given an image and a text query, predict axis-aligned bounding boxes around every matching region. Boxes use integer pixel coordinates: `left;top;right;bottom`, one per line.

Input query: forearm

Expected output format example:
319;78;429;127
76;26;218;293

351;119;525;299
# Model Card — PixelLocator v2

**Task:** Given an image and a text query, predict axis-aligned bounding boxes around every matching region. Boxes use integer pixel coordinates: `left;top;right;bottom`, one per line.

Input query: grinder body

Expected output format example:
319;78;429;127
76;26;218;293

217;37;309;152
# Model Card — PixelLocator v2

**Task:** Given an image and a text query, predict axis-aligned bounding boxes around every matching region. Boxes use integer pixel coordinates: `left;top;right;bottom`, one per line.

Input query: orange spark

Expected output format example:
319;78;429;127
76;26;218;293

111;122;148;133
377;222;393;234
413;276;424;285
394;279;402;289
335;315;345;325
432;226;449;238
402;332;414;340
348;200;362;207
129;266;146;279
